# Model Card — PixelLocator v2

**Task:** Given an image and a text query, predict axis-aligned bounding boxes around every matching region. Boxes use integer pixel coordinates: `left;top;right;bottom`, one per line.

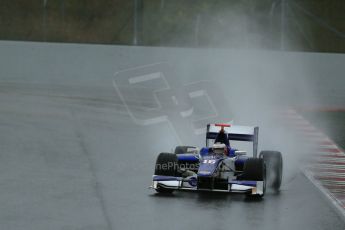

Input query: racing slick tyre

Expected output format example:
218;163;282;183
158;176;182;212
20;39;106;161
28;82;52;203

154;153;179;193
242;158;266;197
174;146;196;155
259;151;283;192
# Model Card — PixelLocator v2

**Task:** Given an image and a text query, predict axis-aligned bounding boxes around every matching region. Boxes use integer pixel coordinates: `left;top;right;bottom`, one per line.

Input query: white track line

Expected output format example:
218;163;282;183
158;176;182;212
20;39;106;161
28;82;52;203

303;169;345;221
285;109;345;221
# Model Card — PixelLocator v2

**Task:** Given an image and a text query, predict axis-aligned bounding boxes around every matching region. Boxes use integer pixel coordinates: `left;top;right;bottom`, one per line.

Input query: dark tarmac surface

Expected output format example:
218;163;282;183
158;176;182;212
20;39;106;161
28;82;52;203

0;85;344;230
1;41;345;230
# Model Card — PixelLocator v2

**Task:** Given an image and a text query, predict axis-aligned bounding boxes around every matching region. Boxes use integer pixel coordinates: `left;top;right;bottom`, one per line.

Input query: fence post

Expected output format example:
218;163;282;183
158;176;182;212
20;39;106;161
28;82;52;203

43;0;48;41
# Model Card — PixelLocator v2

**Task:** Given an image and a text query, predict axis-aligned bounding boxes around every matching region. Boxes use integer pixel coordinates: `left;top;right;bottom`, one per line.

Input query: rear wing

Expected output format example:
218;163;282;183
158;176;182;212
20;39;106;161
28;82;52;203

206;124;259;158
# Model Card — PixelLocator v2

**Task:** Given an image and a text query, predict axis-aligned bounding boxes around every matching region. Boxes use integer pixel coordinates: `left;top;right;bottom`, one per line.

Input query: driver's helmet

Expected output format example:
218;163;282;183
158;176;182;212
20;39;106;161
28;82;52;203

212;143;227;155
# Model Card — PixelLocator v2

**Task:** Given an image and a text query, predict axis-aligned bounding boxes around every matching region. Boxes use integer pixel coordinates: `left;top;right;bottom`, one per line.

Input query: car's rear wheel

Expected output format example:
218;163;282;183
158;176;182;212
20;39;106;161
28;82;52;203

241;158;266;197
259;151;283;192
174;146;196;154
174;146;199;173
154;153;179;193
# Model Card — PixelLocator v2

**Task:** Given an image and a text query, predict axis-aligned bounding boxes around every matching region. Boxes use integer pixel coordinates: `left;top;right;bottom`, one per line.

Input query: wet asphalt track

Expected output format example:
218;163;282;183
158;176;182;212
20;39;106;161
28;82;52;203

1;41;345;230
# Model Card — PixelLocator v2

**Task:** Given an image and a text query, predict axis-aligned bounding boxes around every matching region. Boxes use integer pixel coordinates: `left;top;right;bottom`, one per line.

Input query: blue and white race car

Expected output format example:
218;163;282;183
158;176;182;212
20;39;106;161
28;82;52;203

150;123;283;197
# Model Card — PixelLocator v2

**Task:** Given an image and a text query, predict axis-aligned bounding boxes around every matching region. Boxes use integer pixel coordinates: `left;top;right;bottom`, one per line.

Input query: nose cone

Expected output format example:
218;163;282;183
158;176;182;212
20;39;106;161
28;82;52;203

197;158;222;176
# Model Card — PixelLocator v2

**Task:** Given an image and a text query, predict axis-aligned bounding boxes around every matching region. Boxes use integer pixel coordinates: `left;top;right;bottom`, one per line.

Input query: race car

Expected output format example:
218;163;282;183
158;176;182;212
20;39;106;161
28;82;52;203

150;123;283;197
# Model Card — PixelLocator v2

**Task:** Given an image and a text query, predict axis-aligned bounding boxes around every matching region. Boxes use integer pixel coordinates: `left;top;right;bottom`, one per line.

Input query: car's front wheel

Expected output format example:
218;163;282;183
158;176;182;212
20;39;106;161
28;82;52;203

241;158;266;197
154;153;179;193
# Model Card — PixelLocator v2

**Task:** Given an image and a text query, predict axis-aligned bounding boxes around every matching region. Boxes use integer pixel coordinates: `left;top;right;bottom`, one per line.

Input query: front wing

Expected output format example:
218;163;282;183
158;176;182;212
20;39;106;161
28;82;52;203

150;175;264;195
